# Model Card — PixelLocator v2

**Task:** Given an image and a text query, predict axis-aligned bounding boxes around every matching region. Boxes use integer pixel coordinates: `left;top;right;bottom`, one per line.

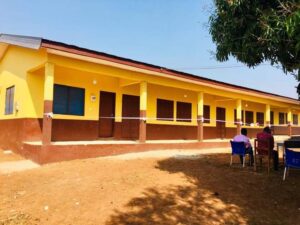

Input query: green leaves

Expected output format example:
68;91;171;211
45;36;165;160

209;0;300;79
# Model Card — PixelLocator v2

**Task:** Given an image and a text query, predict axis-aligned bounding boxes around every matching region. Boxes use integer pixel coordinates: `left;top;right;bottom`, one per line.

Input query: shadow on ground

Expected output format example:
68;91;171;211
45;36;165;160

106;154;300;225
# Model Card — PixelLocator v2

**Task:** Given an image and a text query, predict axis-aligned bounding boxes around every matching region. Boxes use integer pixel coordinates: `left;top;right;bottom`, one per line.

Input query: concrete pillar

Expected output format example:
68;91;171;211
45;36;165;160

265;104;271;127
42;62;54;145
114;90;122;139
197;92;204;141
139;81;147;143
236;99;242;135
288;109;292;136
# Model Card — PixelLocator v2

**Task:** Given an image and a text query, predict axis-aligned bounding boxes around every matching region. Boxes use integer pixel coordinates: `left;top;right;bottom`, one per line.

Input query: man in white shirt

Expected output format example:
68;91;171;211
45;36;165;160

233;128;254;165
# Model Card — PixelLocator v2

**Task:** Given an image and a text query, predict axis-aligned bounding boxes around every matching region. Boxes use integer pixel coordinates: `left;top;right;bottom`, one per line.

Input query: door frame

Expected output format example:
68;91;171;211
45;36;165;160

98;91;116;138
216;107;226;139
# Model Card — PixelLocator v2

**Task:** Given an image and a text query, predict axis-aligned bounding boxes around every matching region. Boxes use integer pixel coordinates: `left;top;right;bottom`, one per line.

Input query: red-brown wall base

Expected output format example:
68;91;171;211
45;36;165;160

113;122;122;139
225;128;237;139
246;128;263;138
2;118;300;165
52;119;99;141
272;126;289;135
292;126;300;136
147;124;197;140
146;125;240;140
0;118;42;153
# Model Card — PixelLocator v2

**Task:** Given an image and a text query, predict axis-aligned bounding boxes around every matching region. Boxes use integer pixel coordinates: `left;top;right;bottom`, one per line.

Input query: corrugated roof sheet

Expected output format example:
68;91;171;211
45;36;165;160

0;34;41;49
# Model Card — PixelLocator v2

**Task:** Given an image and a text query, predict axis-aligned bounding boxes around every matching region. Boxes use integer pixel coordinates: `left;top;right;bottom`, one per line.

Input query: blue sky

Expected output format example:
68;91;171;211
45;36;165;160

1;0;298;98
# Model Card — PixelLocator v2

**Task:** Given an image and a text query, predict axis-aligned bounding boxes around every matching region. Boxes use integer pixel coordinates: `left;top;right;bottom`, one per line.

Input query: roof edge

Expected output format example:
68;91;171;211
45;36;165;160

0;34;297;103
0;33;42;50
41;39;299;103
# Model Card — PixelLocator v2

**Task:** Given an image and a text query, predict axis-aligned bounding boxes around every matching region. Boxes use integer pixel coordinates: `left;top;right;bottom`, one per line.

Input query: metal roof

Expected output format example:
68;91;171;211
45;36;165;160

0;34;41;49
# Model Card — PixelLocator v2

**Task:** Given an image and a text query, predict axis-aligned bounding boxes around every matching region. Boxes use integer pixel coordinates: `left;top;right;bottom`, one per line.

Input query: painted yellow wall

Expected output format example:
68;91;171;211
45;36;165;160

0;46;46;119
272;108;290;125
49;54;297;108
147;83;197;126
53;66;140;121
0;46;299;130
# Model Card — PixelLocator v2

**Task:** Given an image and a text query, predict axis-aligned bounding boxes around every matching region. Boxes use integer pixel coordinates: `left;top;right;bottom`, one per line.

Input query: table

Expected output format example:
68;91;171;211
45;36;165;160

277;146;300;166
286;148;300;152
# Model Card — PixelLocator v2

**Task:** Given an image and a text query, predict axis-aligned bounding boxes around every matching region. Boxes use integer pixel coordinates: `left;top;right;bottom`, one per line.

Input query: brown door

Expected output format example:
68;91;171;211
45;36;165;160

99;91;115;137
122;94;139;139
216;107;226;139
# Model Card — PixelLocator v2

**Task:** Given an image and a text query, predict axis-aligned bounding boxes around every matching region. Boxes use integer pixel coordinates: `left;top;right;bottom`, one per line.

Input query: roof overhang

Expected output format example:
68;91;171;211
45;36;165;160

0;34;41;49
44;47;300;105
0;33;298;105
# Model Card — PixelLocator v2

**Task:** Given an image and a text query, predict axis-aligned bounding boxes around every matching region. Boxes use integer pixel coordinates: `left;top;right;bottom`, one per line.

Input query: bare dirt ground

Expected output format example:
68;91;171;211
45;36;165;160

0;150;23;163
0;149;299;225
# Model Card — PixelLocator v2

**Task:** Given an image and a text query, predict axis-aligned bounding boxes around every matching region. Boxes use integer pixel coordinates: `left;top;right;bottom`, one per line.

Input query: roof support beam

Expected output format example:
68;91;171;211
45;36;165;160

119;79;140;87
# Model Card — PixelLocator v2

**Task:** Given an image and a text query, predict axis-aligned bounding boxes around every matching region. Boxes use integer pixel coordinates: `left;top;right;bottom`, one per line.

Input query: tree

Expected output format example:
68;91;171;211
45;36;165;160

209;0;300;80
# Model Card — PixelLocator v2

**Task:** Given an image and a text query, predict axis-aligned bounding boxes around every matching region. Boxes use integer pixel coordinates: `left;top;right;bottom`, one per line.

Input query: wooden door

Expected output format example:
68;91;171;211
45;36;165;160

122;94;140;139
99;91;115;137
216;107;226;139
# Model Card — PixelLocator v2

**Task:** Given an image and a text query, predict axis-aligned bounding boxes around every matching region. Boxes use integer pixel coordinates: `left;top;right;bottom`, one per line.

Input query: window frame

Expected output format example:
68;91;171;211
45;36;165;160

270;111;274;125
156;98;174;121
256;112;264;126
245;111;254;125
53;84;85;116
293;114;298;125
176;101;192;122
203;105;210;123
279;112;286;125
4;86;15;115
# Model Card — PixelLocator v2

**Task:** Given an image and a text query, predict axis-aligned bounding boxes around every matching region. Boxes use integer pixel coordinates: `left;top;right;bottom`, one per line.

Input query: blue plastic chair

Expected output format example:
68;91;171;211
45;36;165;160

283;148;300;180
230;141;247;167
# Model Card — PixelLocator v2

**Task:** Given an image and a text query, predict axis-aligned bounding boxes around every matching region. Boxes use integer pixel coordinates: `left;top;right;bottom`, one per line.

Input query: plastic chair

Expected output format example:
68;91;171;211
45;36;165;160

283;148;300;180
230;141;248;167
254;138;273;173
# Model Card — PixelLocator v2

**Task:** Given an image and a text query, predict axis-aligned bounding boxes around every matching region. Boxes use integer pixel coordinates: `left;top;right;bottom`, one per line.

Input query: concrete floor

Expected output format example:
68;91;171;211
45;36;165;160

24;135;290;146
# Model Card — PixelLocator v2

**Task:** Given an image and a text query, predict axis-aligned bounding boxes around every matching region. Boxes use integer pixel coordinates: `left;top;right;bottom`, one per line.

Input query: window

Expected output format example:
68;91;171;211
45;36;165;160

203;105;210;123
256;112;264;126
53;84;85;116
245;111;254;125
157;99;174;121
5;86;14;115
293;114;298;125
279;112;286;125
176;102;192;122
234;109;244;124
270;111;274;125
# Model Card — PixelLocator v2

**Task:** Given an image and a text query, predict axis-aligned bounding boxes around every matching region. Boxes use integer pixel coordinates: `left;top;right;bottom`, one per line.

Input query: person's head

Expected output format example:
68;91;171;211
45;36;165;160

263;126;271;134
241;128;247;136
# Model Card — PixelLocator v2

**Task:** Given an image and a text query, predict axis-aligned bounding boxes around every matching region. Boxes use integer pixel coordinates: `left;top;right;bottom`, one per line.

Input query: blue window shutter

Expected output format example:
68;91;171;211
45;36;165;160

53;85;68;114
53;84;85;116
68;87;84;116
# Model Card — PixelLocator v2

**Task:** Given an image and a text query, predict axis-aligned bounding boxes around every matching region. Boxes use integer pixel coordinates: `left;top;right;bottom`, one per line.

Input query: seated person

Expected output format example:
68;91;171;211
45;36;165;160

256;126;279;170
233;128;254;165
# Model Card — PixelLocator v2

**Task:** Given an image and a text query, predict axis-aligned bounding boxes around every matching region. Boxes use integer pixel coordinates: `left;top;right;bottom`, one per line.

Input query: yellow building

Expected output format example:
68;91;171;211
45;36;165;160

0;34;299;162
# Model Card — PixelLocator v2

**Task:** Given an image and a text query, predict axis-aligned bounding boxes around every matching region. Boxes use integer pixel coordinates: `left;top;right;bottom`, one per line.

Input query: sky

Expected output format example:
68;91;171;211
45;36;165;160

1;0;298;98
